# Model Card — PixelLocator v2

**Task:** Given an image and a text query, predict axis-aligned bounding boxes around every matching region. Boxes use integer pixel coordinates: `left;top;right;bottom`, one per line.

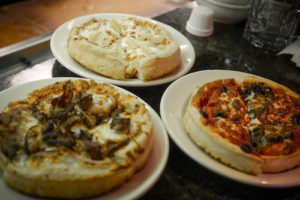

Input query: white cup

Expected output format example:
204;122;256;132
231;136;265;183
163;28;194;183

186;5;214;37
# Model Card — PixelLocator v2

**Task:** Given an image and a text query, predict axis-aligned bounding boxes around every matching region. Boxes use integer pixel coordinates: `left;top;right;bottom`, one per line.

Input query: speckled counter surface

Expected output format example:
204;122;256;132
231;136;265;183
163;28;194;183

1;5;300;200
131;6;300;200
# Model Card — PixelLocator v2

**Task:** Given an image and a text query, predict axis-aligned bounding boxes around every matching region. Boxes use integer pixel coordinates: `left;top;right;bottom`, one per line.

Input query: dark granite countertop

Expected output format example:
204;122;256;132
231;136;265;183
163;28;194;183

0;4;300;200
135;6;300;200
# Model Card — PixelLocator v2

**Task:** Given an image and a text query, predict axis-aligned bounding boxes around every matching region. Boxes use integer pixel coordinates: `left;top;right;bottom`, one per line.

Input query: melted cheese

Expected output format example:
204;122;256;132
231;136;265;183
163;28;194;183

249;118;261;125
245;91;256;102
91;122;127;145
20;114;39;133
1;80;153;171
92;94;116;114
77;18;169;62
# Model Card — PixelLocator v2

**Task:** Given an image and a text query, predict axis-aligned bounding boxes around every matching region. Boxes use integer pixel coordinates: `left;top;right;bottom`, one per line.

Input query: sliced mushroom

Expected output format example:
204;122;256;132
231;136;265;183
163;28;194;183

25;125;43;155
111;116;130;134
46;137;75;150
1;131;20;160
51;81;74;108
231;99;241;110
104;138;129;157
0;107;23;125
250;127;265;147
79;129;92;140
42;127;58;141
32;109;48;122
82;113;97;129
77;92;93;111
84;141;102;160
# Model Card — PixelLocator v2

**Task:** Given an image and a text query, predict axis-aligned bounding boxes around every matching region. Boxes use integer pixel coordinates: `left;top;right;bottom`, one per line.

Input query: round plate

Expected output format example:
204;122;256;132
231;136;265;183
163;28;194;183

50;13;195;87
160;70;300;188
0;78;169;200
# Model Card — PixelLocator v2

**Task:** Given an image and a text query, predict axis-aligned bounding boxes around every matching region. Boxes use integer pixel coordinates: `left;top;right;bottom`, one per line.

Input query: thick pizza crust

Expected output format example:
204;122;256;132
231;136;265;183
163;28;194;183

135;44;181;81
184;77;300;175
261;152;300;173
243;76;300;98
244;76;300;173
2;132;153;199
68;37;130;80
184;92;264;174
67;17;182;81
0;79;154;198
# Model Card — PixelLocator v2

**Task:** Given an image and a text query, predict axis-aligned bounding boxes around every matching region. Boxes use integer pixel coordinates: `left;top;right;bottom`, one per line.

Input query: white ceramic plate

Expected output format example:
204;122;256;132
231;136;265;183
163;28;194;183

50;13;195;87
160;70;300;188
0;78;169;200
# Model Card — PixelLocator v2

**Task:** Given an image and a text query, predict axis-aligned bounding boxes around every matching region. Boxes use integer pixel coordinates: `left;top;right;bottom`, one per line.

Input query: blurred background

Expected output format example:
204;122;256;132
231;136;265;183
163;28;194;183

0;0;187;49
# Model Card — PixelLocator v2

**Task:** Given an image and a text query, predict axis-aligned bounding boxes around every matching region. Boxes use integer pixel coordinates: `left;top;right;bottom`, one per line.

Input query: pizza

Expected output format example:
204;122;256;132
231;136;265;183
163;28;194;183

183;76;300;174
67;16;182;81
0;79;153;198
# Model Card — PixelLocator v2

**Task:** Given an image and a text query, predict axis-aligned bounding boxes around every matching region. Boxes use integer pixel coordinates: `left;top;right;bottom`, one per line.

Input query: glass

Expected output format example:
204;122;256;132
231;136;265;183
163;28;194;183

243;0;299;52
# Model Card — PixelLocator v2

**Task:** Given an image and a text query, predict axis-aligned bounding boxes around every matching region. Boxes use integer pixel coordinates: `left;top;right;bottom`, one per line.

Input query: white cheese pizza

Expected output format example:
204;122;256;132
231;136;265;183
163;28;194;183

67;17;182;81
0;79;153;198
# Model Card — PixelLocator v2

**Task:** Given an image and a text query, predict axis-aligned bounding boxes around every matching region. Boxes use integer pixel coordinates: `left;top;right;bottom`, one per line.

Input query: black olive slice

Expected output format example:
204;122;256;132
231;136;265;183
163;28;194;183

284;131;294;139
268;135;284;143
263;87;272;94
220;86;228;93
241;87;251;98
200;109;208;119
292;114;300;125
214;111;227;118
241;144;252;153
251;83;263;95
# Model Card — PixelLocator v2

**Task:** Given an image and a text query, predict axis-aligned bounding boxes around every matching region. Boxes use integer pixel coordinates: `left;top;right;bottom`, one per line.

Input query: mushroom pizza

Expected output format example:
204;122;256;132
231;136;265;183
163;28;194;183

0;79;153;198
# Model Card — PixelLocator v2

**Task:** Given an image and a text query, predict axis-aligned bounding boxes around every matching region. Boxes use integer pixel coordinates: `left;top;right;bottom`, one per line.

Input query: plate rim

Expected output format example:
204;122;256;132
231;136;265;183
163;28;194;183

50;13;195;87
0;77;169;200
160;69;300;188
